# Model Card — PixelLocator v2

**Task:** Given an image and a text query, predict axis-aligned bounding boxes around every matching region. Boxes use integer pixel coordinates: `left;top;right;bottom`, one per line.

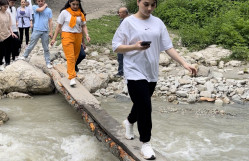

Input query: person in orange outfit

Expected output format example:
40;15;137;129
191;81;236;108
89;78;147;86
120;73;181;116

51;0;90;87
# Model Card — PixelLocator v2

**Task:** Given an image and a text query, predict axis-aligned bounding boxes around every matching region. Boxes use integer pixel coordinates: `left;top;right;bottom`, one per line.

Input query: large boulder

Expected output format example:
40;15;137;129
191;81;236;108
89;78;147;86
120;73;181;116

82;73;109;93
0;61;54;94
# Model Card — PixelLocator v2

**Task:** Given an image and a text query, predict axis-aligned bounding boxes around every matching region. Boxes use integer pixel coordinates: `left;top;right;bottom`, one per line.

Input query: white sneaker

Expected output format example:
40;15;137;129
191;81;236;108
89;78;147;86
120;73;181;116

47;64;53;69
141;142;156;160
70;78;76;87
0;65;4;71
122;119;134;140
18;56;26;60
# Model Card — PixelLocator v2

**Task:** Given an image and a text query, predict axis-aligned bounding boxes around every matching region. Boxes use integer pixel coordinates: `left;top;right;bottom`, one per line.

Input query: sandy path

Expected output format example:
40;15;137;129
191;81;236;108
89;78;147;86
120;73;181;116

51;0;124;20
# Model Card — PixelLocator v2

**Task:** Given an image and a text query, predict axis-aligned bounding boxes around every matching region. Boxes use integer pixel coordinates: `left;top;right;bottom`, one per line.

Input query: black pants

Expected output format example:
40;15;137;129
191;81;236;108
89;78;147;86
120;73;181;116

19;27;30;45
127;80;157;143
0;35;12;65
76;45;86;67
11;32;21;60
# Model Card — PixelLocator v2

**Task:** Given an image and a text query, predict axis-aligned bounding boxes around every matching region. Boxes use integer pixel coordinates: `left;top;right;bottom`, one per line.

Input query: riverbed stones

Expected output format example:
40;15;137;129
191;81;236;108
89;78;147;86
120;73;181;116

0;110;9;125
82;73;109;93
7;92;33;99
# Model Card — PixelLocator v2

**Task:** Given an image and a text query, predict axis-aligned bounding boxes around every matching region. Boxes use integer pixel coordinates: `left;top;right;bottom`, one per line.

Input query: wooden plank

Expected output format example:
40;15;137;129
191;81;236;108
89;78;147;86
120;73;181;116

60;77;168;161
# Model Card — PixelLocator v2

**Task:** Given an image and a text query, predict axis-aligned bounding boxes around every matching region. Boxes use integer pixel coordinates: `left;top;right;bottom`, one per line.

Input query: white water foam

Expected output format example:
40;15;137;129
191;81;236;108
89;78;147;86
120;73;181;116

60;135;105;161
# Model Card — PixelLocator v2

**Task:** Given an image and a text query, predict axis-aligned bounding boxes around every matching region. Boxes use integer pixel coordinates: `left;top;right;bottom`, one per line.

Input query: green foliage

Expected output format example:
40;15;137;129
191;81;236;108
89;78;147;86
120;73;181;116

86;15;120;45
153;0;249;61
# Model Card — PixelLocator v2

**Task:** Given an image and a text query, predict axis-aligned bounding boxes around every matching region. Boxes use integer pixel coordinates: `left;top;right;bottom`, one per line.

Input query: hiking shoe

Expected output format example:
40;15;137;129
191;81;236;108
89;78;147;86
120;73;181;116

122;119;134;140
18;56;26;60
70;78;76;87
141;142;156;160
47;64;53;69
0;65;4;71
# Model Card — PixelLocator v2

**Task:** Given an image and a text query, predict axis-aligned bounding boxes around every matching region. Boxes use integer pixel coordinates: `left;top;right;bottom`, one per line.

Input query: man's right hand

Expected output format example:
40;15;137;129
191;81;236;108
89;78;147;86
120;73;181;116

50;39;55;46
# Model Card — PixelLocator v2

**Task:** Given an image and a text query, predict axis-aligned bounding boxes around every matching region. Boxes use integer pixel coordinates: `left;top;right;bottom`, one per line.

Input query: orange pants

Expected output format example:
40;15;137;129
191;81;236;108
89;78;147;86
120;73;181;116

61;32;82;80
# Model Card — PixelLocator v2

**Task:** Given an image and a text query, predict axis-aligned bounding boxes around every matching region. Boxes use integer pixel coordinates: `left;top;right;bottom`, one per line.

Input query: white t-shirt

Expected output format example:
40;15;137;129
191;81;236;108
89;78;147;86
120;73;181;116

57;10;86;33
112;15;173;82
27;0;33;14
7;6;18;32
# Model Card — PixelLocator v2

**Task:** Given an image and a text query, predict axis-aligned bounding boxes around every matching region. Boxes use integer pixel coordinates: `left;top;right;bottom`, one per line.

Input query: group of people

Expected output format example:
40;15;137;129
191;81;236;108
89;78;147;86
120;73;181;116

1;0;197;160
0;0;33;70
0;0;90;87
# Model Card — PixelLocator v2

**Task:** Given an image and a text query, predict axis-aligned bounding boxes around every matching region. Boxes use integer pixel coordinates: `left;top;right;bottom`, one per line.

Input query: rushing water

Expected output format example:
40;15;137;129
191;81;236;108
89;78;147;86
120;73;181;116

1;94;249;161
0;94;118;161
100;97;249;161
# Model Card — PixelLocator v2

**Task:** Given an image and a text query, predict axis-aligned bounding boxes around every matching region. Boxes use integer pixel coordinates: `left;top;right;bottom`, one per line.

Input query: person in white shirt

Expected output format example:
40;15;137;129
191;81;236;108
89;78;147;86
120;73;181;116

7;0;21;61
50;0;90;87
112;0;197;160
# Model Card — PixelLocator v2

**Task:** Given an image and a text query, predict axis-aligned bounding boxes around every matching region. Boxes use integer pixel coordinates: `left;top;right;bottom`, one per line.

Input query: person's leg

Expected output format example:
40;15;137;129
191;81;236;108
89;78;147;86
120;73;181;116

76;45;85;64
73;33;82;72
61;32;77;80
40;31;51;65
117;53;123;75
127;80;156;143
22;30;41;58
74;33;82;63
25;27;30;45
4;36;12;65
0;41;4;65
75;45;85;72
12;32;20;60
19;28;24;46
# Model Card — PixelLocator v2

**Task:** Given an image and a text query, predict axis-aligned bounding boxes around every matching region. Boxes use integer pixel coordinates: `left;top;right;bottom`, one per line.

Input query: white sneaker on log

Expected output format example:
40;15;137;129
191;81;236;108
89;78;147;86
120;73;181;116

0;65;4;71
47;64;53;69
17;56;26;60
122;119;134;140
70;78;76;87
141;142;156;160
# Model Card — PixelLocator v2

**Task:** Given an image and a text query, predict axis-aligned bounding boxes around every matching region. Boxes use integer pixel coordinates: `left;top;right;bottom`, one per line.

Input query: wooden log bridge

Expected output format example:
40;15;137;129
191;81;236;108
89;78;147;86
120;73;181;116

45;64;167;161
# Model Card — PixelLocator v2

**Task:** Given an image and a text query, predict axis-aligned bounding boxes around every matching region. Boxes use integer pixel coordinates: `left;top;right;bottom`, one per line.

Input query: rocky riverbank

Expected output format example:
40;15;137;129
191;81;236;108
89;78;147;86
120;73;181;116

0;43;248;106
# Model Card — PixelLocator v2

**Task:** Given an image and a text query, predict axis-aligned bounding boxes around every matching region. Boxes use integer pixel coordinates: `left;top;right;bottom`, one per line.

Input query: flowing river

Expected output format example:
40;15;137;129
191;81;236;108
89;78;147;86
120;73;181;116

1;94;249;161
0;94;117;161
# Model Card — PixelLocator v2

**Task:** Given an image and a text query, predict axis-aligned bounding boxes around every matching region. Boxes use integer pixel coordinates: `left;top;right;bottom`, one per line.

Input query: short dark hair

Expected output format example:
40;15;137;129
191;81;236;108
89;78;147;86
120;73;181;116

0;0;8;6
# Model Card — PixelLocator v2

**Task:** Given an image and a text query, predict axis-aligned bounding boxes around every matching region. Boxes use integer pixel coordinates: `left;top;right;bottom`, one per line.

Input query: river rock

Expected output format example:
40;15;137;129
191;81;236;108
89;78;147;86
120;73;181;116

218;61;224;69
91;51;99;57
196;66;210;77
200;91;212;98
187;94;197;103
82;73;109;93
215;99;224;106
159;53;171;66
0;110;9;125
7;92;33;99
225;60;241;67
0;61;54;94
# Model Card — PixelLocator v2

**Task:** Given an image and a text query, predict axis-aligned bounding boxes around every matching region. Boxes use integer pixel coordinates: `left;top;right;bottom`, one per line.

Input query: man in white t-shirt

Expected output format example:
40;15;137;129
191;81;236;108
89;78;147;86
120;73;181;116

7;0;21;61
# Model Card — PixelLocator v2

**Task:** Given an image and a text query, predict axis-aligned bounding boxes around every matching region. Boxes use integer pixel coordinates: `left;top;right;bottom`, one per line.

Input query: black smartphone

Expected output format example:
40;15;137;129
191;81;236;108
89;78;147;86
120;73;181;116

141;41;151;46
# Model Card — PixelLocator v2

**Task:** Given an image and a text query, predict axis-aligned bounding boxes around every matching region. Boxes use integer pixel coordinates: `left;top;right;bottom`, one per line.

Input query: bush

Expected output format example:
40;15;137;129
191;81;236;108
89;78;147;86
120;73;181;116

153;0;249;60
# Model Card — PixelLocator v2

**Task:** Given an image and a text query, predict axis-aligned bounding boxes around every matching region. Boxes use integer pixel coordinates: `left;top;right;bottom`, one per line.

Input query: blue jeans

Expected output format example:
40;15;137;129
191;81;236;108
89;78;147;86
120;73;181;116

117;53;123;75
23;30;51;65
